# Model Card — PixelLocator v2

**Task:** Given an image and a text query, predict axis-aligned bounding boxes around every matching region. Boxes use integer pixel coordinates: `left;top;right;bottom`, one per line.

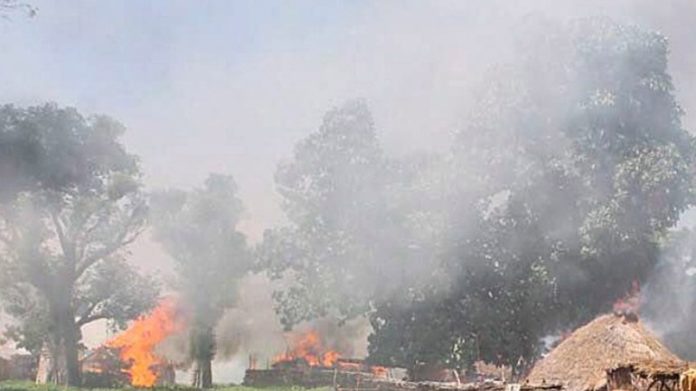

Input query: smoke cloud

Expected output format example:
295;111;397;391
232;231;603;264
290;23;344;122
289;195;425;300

1;0;696;384
215;273;371;363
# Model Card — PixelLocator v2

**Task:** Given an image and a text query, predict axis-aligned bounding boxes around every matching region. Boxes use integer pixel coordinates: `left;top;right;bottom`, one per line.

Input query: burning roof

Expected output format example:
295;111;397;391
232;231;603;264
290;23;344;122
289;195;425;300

106;297;184;387
525;313;683;391
273;329;341;368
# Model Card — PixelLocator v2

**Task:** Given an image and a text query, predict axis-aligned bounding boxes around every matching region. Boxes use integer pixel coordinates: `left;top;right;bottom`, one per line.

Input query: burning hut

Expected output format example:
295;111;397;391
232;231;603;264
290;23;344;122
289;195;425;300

244;356;396;388
526;313;686;391
244;328;400;387
81;347;130;387
105;298;183;387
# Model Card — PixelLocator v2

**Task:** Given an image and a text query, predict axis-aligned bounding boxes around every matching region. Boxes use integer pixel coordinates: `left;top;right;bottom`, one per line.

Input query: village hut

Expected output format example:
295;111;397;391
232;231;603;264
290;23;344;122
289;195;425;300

526;313;686;391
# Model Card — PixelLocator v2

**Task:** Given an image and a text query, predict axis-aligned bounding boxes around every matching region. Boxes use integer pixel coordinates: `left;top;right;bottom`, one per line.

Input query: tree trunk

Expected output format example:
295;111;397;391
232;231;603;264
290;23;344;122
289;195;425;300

190;325;215;388
61;321;81;387
48;296;81;386
192;358;213;389
35;344;52;384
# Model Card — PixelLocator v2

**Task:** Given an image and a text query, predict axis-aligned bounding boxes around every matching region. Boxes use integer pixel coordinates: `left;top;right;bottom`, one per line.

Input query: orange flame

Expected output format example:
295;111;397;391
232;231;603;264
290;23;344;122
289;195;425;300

273;330;341;367
106;298;184;387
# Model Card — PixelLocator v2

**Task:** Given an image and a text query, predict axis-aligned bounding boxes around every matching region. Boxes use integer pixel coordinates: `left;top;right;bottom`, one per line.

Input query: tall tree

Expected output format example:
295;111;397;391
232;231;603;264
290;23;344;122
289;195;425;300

0;104;158;386
259;100;385;327
259;100;434;329
0;103;129;200
368;17;695;375
150;174;251;388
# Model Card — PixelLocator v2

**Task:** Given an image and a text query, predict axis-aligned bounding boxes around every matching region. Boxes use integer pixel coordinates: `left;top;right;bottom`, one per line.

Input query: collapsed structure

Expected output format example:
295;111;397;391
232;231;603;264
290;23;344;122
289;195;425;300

244;357;397;388
244;330;543;391
244;357;558;391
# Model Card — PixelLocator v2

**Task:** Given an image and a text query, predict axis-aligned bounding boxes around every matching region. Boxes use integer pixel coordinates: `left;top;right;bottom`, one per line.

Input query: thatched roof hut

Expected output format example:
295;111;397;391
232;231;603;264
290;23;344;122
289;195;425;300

526;313;685;391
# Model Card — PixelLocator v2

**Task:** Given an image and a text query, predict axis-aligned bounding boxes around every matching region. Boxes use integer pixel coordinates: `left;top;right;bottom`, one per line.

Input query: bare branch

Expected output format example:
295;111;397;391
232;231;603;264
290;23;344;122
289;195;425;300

76;312;108;328
75;300;102;327
75;202;110;262
75;205;145;279
50;211;74;261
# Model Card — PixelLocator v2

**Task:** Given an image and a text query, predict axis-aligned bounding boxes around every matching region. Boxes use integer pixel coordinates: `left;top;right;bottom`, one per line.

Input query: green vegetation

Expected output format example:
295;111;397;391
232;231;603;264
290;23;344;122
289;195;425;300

2;11;695;390
150;175;251;387
0;104;159;386
260;18;696;376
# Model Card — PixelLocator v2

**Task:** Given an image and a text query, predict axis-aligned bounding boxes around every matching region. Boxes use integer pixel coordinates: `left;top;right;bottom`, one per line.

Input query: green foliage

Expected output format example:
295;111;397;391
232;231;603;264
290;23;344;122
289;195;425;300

368;17;696;373
259;100;386;327
368;198;555;372
0;104;136;201
259;100;438;329
0;104;158;385
262;17;696;374
151;174;250;317
150;174;251;387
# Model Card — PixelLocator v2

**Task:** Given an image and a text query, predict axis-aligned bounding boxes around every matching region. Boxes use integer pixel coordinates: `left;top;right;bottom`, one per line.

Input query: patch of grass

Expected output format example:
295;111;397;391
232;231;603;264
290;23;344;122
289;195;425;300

0;380;115;391
218;387;330;391
0;381;331;391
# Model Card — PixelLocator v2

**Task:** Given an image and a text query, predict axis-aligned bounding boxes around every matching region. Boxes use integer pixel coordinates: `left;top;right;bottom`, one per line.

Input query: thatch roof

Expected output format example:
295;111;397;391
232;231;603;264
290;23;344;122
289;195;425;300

626;360;689;379
526;314;684;391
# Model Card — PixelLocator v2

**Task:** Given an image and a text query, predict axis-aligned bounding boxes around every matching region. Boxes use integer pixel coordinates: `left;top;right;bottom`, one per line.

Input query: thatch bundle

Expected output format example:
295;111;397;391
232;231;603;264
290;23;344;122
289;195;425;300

526;314;684;391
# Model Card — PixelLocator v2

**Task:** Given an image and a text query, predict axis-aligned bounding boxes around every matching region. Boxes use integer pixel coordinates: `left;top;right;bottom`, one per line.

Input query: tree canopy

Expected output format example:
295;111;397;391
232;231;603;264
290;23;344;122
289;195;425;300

0;104;158;386
0;104;134;200
260;100;389;326
259;100;442;330
263;18;696;376
370;17;695;373
150;174;251;388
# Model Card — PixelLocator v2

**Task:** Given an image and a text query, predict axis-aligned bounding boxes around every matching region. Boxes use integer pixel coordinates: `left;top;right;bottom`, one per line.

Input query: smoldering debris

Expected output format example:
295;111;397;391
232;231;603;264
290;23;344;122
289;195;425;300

214;273;371;363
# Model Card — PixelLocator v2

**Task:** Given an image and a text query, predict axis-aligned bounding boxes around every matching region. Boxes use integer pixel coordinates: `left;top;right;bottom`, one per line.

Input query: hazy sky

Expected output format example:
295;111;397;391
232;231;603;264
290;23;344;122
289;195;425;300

2;0;695;241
